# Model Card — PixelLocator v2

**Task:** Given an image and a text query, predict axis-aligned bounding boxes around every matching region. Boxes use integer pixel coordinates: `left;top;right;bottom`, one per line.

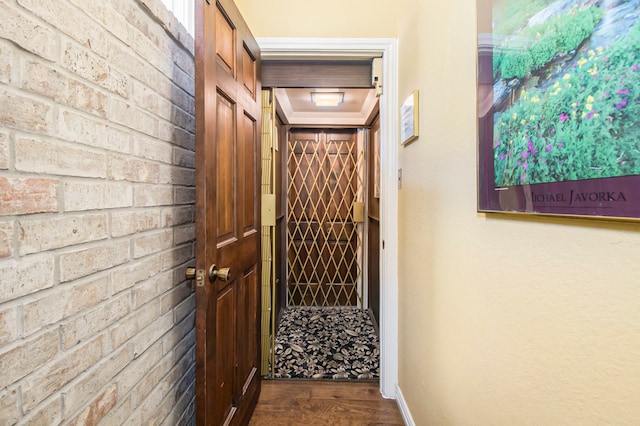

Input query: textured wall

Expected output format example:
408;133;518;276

0;0;196;423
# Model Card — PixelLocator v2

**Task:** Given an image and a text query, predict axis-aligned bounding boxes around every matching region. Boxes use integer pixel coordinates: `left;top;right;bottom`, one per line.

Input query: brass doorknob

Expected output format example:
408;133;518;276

185;267;196;280
209;264;231;282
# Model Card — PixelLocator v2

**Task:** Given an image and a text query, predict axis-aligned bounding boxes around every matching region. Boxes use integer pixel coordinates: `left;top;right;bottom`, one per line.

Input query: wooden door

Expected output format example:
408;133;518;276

287;129;362;306
194;0;261;424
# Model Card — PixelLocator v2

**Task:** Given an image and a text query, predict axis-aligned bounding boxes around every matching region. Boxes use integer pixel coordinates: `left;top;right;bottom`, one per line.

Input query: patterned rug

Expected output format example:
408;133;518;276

273;307;380;380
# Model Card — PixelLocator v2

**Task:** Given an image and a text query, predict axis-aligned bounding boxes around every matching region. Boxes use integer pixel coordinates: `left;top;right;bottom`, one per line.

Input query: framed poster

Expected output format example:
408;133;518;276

477;0;640;220
401;90;419;145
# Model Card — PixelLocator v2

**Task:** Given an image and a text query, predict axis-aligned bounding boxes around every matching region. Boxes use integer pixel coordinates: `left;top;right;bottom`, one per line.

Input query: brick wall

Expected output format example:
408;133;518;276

0;0;196;424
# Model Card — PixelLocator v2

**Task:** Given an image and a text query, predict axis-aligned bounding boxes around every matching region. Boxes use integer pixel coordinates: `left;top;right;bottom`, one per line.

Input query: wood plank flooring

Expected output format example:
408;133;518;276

249;380;405;425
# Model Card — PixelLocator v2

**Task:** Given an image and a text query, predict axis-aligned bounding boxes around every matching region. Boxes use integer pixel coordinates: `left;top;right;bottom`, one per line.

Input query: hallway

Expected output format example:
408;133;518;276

249;380;404;425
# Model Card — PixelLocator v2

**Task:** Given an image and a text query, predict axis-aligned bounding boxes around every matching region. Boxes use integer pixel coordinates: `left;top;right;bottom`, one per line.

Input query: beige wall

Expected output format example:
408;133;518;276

234;0;398;38
397;0;640;424
0;0;195;423
240;0;640;424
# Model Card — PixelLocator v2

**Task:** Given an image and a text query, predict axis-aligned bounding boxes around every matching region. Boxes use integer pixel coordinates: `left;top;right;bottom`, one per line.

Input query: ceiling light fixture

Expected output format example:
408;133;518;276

310;91;344;107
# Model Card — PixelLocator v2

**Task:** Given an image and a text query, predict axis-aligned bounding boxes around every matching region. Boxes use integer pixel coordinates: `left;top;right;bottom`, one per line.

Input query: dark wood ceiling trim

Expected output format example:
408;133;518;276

262;60;373;88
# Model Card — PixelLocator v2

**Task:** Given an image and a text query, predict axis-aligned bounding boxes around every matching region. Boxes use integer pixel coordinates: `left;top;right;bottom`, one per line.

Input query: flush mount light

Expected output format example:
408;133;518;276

310;91;344;107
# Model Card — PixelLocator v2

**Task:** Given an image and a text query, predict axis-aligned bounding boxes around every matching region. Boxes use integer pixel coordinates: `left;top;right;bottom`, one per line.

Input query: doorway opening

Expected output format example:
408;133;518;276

257;38;399;397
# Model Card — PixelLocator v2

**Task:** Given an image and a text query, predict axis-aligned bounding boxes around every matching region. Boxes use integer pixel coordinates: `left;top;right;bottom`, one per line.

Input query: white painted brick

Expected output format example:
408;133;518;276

173;147;195;168
23;276;109;336
66;77;109;119
0;2;57;61
59;110;129;153
111;209;160;237
21;61;108;118
102;3;130;44
132;311;173;358
0;89;53;134
0;305;17;346
111;255;162;294
60;293;130;349
19;213;108;256
133;353;173;408
20;395;62;425
62;41;129;97
0;330;58;389
173;223;195;246
161;206;193;227
61;345;131;417
173;294;195;325
172;105;194;132
171;330;195;364
131;26;173;78
17;0;108;57
0;131;9;170
133;270;172;309
172;46;195;83
133;229;172;259
162;312;194;356
110;300;158;349
21;335;104;412
110;98;159;137
0;177;59;216
0;42;12;84
97;394;132;426
168;126;195;150
63;180;132;212
21;59;68;103
171;66;195;98
132;80;171;121
0;255;54;303
159;165;194;186
0;221;13;259
108;153;159;183
174;187;195;205
132;277;159;309
59;240;130;282
161;245;193;271
134;185;173;207
66;383;117;426
0;388;20;425
159;284;191;316
16;137;106;178
107;39;157;90
115;340;163;397
133;134;173;164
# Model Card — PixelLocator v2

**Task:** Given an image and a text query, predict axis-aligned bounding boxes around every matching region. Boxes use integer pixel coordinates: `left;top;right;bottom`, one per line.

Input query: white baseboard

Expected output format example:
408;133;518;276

395;385;416;426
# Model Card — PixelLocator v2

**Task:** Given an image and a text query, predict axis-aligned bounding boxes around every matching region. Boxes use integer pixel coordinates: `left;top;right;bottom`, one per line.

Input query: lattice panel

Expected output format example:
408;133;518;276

287;130;364;307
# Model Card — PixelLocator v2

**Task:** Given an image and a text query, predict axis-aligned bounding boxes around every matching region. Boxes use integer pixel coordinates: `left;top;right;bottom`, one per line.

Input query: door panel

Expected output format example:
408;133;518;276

195;0;261;424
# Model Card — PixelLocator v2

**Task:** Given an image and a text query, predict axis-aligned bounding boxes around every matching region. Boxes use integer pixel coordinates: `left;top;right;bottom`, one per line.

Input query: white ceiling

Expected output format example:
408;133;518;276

275;88;378;126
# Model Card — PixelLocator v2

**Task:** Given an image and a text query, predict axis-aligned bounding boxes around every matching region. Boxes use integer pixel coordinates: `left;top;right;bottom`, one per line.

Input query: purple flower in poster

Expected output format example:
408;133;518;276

546;144;553;152
617;89;630;95
616;98;628;110
517;160;521;167
523;162;528;171
551;127;555;134
633;64;639;71
499;153;505;161
558;142;564;148
586;112;593;119
559;113;569;122
520;174;525;182
522;151;530;159
527;139;533;150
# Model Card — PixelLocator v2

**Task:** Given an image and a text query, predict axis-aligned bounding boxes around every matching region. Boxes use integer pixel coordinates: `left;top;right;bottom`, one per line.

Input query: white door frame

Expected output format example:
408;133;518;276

257;38;399;399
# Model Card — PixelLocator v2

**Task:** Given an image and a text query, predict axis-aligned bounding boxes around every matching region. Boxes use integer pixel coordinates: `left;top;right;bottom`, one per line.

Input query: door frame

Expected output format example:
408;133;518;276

257;38;399;399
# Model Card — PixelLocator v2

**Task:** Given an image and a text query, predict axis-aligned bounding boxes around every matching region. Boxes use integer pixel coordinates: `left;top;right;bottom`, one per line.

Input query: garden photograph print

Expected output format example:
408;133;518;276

477;0;640;220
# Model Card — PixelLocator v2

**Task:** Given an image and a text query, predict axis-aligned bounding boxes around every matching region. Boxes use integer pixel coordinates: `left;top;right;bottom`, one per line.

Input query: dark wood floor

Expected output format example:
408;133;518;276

249;380;405;425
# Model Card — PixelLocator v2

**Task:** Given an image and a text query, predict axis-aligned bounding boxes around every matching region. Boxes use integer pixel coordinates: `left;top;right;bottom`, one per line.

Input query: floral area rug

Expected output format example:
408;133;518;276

273;307;380;380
